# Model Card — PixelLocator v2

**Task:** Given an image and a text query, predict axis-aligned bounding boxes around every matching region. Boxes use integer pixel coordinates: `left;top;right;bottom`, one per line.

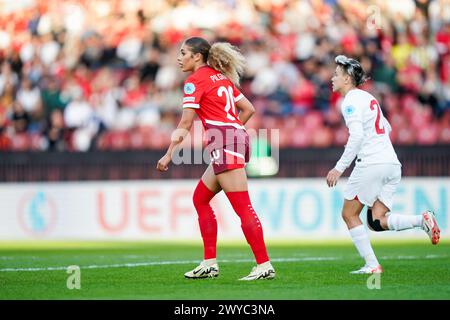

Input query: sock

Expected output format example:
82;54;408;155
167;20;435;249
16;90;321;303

202;258;217;267
258;261;273;269
193;180;217;260
387;214;423;231
349;224;379;267
225;191;269;264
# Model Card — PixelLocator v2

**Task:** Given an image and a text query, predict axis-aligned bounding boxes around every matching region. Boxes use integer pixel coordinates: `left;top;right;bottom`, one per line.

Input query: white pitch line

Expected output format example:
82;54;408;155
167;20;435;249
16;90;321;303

380;254;448;260
0;254;446;273
0;256;338;272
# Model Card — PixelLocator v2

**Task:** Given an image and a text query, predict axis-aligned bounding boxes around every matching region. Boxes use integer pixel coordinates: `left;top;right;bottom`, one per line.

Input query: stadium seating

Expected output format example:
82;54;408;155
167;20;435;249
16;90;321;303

0;0;449;151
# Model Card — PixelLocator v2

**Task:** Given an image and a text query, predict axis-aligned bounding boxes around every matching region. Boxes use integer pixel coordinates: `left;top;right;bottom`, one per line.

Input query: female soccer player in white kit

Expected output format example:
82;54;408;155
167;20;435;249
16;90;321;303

326;55;441;274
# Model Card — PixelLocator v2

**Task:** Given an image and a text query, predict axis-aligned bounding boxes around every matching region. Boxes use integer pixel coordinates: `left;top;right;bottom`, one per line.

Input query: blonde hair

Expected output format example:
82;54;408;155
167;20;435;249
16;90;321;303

207;42;246;87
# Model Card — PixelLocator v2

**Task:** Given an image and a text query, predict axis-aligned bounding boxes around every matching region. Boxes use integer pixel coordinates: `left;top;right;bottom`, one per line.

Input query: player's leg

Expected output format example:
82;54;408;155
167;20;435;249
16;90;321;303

367;165;440;244
216;167;274;280
185;165;221;279
342;198;383;274
343;166;382;273
370;201;440;244
367;200;390;231
367;199;421;232
342;198;365;229
196;164;222;260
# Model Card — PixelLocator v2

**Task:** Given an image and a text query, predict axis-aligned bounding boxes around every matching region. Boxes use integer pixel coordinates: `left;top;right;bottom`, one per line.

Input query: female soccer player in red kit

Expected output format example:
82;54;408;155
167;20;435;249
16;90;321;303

156;37;275;280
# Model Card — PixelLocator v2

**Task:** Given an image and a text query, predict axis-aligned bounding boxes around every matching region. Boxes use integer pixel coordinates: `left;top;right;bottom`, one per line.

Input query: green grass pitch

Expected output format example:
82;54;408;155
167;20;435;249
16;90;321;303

0;240;449;300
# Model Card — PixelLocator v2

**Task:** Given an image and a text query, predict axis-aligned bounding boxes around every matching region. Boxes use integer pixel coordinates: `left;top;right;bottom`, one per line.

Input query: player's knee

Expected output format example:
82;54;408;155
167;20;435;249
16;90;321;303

367;219;384;232
367;209;386;232
341;212;349;223
193;182;212;209
341;211;355;224
192;189;201;208
193;193;207;210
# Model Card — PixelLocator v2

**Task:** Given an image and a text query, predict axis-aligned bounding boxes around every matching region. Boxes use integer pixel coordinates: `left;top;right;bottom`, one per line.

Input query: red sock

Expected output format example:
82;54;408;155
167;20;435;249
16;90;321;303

193;180;217;260
225;191;269;264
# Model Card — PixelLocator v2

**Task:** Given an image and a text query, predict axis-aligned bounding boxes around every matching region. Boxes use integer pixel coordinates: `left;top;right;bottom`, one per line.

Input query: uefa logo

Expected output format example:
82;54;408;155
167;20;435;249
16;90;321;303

18;191;57;237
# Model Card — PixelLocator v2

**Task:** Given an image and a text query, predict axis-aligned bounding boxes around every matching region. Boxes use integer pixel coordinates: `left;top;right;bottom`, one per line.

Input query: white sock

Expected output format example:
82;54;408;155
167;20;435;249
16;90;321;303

202;258;217;266
349;225;379;267
258;261;272;269
387;214;423;231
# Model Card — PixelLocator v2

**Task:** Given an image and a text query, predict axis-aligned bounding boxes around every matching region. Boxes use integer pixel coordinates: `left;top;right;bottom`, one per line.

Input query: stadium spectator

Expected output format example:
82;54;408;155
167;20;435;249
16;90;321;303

10;101;30;134
40;77;68;115
0;0;448;151
16;77;41;114
44;108;67;151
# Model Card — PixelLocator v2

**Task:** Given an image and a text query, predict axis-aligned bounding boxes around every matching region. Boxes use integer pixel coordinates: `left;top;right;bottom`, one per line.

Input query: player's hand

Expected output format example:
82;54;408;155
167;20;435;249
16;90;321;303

156;154;172;172
326;168;342;187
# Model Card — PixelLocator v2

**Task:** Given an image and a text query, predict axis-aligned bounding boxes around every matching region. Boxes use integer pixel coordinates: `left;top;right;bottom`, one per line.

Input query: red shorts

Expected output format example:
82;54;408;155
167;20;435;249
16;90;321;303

205;125;250;175
210;143;250;175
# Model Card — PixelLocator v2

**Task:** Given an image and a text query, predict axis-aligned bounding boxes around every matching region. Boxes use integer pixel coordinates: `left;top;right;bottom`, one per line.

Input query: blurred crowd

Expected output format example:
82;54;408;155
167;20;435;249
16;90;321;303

0;0;450;152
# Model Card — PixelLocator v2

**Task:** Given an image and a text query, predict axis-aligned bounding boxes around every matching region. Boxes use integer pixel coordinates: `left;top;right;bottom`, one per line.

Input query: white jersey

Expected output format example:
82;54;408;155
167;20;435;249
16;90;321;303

335;88;401;173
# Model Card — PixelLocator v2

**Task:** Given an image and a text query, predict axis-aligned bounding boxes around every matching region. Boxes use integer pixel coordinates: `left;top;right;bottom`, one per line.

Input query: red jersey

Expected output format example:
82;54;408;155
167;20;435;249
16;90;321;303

182;66;245;130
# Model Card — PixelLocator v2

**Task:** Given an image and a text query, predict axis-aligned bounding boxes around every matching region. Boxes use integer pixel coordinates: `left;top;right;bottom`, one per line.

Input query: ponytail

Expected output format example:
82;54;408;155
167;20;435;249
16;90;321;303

207;42;246;87
184;37;246;87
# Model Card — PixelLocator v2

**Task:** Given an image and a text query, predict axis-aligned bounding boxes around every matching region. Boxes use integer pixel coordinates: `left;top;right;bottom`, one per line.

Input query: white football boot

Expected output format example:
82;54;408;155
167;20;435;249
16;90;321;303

422;210;440;245
350;264;383;274
184;261;219;279
239;262;275;281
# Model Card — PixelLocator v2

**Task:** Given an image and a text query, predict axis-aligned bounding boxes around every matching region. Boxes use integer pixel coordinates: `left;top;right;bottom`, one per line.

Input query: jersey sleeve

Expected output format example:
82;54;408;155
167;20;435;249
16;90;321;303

233;84;244;103
335;92;366;172
340;94;363;126
335;121;364;173
182;76;205;109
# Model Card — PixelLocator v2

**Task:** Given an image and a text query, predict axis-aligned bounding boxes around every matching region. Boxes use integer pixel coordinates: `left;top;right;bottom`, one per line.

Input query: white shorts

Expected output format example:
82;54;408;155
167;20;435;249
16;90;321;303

344;164;401;211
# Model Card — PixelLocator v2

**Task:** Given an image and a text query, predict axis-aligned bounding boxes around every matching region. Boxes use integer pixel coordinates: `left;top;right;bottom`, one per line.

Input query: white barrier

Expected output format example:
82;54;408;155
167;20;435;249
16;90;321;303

0;178;448;240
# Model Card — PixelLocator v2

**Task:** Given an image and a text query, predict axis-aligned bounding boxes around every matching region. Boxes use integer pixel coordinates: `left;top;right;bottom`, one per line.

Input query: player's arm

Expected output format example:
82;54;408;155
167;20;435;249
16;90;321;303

156;108;196;172
235;96;255;125
327;121;364;187
335;121;364;172
327;97;364;187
